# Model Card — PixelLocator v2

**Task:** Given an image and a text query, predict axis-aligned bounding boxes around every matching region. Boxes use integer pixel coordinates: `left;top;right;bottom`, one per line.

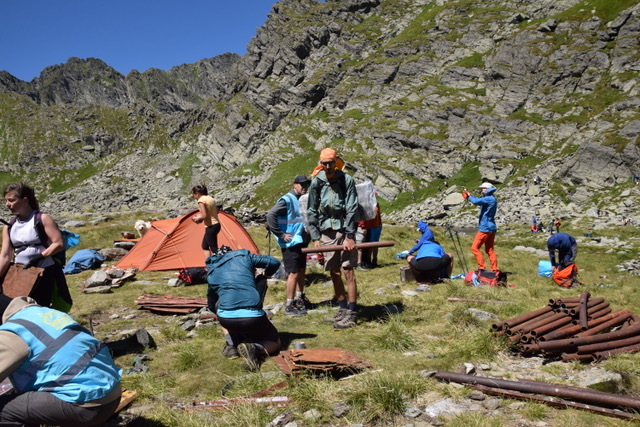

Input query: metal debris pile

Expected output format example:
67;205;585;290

273;348;372;377
135;293;207;314
492;291;640;362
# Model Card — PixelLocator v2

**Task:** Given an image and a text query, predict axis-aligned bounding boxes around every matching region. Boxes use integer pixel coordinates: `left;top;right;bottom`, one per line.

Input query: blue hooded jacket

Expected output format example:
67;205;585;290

206;249;281;316
409;221;446;259
547;232;577;267
468;186;497;233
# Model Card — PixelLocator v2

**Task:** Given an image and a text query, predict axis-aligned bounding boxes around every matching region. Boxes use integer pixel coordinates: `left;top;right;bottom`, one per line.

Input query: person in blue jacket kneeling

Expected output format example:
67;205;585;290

206;246;282;372
403;221;453;284
0;294;122;427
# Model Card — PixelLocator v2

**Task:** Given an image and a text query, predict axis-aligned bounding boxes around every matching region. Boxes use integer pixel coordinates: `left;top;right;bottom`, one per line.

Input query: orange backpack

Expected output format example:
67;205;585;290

551;264;582;288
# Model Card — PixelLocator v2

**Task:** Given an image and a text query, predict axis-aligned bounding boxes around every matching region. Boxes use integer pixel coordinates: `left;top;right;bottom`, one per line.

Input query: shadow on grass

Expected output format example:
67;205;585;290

278;331;318;349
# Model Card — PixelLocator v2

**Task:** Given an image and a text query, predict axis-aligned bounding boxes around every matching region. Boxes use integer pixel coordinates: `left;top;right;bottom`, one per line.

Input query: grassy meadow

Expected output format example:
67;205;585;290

59;213;640;426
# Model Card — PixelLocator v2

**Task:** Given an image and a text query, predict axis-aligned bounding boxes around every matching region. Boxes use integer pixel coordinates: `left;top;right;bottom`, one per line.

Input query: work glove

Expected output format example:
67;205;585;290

23;253;44;269
395;250;410;260
461;190;470;200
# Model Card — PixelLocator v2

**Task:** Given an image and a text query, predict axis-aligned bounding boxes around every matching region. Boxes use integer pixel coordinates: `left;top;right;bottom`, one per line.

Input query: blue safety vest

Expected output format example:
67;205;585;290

0;306;121;403
276;192;305;248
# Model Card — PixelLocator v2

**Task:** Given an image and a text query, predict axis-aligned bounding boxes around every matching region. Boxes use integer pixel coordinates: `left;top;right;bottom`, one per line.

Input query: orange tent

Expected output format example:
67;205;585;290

115;210;260;271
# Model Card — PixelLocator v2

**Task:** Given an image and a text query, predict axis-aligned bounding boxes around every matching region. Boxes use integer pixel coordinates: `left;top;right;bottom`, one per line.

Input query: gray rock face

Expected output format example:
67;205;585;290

0;0;639;226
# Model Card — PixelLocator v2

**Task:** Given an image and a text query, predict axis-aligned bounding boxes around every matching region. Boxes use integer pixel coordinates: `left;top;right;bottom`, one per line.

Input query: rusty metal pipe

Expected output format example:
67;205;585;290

301;240;394;253
529;316;574;337
579;291;590;330
538;323;582;342
472;384;640;420
536;311;633;354
569;323;640;348
575;310;632;337
589;306;612;320
586;301;610;315
493;305;553;331
550;297;581;305
434;371;640;410
577;335;640;355
561;297;604;309
595;343;640;360
515;311;566;334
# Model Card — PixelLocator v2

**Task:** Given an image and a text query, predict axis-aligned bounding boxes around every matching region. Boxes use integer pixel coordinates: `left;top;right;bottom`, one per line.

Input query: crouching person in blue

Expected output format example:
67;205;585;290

206;247;282;372
0;294;122;427
547;232;577;270
404;221;453;283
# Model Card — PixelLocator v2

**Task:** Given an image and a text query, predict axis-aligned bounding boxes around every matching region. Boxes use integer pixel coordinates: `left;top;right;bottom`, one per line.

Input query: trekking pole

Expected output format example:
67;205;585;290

453;228;470;272
446;225;469;273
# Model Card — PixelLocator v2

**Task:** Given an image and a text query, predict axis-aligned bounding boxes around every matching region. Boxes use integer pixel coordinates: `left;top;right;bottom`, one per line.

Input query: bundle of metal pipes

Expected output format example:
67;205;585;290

491;291;640;362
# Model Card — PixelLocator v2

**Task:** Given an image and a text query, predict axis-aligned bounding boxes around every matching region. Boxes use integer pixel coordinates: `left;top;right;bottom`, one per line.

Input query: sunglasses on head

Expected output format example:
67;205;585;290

320;160;335;166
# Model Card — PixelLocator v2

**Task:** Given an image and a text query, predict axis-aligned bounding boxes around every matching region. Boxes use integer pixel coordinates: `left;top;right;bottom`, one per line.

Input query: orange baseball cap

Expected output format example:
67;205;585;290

319;148;337;161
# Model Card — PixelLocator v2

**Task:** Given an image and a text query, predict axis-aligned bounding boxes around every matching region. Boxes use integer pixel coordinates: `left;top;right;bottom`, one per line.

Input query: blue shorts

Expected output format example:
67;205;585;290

367;226;382;242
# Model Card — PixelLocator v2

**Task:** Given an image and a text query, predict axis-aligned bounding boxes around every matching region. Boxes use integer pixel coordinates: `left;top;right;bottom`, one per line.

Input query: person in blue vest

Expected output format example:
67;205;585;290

547;232;577;270
206;247;282;372
401;221;453;283
0;295;122;426
267;175;312;317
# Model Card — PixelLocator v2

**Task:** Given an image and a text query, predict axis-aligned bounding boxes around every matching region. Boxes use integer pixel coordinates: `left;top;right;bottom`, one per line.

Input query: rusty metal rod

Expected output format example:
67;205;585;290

577;334;640;355
434;371;640;410
448;298;512;304
301;240;394;253
492;305;553;331
579;291;590;330
472;384;640;420
561;352;596;362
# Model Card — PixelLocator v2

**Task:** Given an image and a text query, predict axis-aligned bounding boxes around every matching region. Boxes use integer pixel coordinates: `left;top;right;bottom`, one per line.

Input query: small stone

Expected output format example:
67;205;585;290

482;398;500;410
468;390;485;401
464;363;476;374
404;406;422;418
419;370;437;378
332;401;349;417
402;290;419;296
303;408;321;419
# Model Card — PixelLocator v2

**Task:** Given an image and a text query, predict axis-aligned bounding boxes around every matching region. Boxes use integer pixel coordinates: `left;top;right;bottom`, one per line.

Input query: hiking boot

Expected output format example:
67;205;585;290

237;343;266;372
356;263;370;271
221;343;239;359
333;310;357;329
297;294;313;310
285;303;306;317
324;308;348;323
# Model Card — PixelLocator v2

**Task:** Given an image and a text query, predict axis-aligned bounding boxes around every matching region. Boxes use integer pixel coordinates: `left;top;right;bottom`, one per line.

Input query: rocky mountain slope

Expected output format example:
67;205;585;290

0;0;639;228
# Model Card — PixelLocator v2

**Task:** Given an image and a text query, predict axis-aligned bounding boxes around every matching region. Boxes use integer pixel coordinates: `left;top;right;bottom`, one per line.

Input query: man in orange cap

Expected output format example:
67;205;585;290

307;148;359;328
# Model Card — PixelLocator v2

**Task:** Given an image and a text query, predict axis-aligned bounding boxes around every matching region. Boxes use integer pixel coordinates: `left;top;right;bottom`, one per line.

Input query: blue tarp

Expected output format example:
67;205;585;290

63;249;105;275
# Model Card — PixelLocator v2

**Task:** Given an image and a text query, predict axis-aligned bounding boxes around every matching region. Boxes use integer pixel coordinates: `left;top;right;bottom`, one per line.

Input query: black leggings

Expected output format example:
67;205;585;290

201;224;221;252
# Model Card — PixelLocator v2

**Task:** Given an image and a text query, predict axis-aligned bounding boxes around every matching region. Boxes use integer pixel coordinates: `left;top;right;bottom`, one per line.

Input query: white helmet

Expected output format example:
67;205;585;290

479;182;494;189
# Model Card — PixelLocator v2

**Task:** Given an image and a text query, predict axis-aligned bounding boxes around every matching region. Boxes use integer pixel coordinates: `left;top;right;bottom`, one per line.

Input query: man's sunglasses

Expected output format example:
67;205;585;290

320;160;335;166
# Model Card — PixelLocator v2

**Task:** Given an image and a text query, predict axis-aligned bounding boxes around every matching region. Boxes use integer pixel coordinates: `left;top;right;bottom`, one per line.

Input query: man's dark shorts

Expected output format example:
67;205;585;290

281;243;307;274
